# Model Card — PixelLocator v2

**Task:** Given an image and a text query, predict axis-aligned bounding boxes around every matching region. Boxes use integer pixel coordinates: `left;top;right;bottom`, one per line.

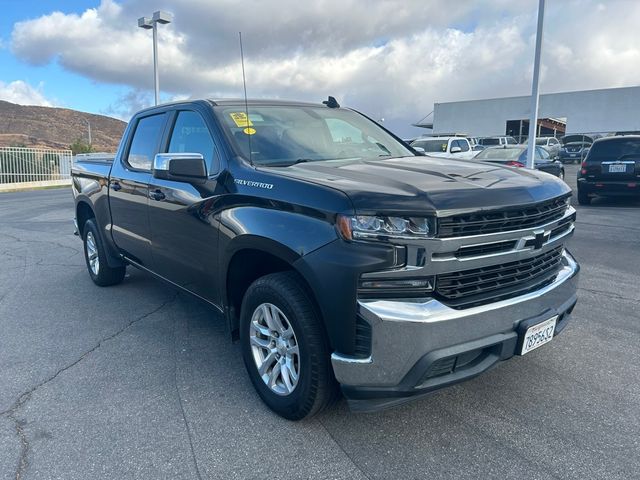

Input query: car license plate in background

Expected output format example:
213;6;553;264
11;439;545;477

520;316;557;355
609;164;626;173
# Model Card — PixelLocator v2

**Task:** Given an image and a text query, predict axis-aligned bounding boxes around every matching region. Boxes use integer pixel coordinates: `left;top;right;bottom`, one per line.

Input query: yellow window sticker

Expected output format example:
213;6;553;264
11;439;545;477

243;127;256;135
229;112;253;128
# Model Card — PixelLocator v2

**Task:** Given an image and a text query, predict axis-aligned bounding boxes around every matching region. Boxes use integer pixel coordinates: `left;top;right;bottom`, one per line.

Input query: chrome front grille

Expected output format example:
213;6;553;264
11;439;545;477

435;246;564;309
438;196;570;238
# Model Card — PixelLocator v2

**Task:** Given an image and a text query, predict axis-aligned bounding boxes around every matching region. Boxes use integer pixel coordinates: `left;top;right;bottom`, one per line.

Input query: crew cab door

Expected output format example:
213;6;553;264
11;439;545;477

109;112;168;266
450;139;474;159
147;109;226;304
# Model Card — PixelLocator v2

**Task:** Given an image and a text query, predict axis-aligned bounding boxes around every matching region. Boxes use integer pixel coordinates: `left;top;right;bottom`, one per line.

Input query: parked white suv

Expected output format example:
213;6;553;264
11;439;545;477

478;136;519;147
535;137;561;158
410;137;476;160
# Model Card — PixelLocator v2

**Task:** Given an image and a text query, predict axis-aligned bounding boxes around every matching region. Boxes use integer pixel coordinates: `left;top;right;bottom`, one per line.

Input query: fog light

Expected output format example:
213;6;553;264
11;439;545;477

358;276;435;298
359;278;434;290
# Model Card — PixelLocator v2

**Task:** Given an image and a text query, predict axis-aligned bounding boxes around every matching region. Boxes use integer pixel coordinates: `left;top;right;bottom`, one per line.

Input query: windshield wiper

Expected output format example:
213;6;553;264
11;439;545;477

267;158;315;167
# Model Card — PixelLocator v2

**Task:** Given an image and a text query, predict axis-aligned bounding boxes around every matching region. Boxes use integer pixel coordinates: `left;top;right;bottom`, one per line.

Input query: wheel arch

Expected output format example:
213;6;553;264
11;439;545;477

75;200;95;238
223;238;328;347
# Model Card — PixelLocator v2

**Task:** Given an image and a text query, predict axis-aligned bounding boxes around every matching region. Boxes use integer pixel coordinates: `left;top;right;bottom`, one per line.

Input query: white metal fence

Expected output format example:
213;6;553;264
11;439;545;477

0;147;74;186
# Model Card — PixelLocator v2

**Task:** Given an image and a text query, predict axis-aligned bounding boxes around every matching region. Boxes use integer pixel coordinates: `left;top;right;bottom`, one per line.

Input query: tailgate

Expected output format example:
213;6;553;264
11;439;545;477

588;158;640;181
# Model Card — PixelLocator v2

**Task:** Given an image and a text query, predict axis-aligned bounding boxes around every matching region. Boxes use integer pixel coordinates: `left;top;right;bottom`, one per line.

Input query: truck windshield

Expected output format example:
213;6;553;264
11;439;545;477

215;105;413;166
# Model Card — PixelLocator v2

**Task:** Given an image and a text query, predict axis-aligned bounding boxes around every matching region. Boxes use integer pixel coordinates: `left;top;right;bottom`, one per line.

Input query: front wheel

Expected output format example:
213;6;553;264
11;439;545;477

83;219;126;286
240;272;337;420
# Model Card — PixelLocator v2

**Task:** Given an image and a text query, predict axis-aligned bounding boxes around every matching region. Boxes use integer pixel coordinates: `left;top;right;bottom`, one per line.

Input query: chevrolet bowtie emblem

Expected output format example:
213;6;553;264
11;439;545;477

533;230;551;249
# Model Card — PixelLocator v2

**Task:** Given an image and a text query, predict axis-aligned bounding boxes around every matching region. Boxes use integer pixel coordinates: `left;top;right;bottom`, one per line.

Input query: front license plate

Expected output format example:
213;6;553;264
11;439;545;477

570;153;577;157
520;316;557;355
609;164;626;173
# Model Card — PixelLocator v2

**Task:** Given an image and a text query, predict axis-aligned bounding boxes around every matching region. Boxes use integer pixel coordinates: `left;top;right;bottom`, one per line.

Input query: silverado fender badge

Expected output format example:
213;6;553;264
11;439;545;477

234;179;274;190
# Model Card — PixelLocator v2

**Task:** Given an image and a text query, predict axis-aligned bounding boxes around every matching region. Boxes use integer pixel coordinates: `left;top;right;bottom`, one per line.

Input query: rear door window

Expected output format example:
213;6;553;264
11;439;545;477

126;114;167;171
535;147;550;160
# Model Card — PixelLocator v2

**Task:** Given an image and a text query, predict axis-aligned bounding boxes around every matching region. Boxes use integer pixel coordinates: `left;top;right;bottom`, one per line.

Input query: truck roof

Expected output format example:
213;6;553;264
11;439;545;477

133;98;329;116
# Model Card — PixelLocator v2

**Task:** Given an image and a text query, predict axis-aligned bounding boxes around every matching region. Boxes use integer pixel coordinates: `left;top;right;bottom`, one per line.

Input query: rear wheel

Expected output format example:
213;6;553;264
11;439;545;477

577;186;591;205
83;219;126;286
240;272;337;420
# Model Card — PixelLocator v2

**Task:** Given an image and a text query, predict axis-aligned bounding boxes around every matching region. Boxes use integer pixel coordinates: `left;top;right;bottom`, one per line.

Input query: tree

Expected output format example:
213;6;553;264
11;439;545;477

69;139;94;155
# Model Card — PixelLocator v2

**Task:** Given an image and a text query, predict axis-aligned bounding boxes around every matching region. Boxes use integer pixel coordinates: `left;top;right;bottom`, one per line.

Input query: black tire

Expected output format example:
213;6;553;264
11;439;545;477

82;218;126;286
240;271;338;420
577;187;591;206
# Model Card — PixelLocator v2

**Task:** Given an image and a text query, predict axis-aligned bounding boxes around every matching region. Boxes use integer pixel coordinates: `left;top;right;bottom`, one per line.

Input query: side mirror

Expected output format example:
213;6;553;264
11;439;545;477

413;146;426;155
153;153;207;182
450;146;462;153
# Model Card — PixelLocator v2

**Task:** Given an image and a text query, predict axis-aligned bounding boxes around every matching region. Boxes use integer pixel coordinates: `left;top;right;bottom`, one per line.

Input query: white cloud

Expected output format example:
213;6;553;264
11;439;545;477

0;80;53;106
10;0;640;135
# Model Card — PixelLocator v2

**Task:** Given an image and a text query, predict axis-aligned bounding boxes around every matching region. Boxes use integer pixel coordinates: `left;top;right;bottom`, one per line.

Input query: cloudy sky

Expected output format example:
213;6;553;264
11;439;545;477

1;0;639;136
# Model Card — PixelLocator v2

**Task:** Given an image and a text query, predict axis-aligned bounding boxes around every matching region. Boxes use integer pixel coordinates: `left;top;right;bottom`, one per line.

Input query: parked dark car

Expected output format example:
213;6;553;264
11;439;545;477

559;135;593;164
474;145;565;180
577;135;640;205
71;98;578;419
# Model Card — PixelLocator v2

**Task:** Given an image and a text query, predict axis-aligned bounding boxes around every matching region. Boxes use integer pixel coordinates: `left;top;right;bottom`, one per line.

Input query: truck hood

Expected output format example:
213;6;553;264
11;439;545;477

262;156;571;215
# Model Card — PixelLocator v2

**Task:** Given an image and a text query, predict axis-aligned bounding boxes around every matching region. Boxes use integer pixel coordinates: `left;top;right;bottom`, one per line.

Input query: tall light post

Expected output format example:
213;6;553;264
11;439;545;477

526;0;545;169
138;11;172;106
83;118;92;146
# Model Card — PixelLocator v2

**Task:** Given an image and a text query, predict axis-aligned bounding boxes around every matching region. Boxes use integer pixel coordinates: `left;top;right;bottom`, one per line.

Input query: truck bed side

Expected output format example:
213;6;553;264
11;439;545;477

71;158;124;268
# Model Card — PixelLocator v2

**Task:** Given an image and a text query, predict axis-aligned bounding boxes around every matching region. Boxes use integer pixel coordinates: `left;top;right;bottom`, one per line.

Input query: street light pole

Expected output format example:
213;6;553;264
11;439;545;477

83;118;92;146
526;0;545;169
138;11;172;106
152;21;159;105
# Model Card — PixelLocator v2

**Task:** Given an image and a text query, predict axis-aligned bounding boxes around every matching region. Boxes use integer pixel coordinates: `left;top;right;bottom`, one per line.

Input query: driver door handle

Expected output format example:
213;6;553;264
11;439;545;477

150;189;165;201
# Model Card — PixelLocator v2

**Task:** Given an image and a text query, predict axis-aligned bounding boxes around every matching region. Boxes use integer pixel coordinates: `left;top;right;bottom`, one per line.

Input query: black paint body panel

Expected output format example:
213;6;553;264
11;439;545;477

72;99;572;356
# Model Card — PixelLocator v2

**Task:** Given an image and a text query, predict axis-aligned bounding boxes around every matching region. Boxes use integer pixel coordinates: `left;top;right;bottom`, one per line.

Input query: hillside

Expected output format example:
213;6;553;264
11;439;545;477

0;100;126;152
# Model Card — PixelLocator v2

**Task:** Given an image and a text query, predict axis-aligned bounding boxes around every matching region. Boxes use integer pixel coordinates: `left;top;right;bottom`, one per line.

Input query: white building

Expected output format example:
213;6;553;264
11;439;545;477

419;86;640;138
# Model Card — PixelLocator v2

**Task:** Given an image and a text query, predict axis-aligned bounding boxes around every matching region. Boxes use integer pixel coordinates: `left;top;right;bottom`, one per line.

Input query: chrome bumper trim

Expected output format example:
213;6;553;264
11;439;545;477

332;250;579;387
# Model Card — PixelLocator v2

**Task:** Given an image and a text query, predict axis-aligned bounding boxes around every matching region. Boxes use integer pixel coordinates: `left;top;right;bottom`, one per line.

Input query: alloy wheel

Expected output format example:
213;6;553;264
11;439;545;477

85;231;100;276
249;303;300;396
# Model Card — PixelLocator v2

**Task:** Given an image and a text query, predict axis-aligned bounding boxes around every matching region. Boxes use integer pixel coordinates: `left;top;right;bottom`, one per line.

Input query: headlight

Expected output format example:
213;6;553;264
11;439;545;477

337;214;436;241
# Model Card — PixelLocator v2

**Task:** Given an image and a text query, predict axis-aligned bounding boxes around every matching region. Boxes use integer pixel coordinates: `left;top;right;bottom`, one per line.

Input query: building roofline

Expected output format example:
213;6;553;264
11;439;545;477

434;85;640;107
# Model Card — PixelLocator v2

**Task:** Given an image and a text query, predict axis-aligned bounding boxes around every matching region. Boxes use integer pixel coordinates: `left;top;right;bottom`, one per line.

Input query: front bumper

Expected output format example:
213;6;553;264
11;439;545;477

332;249;580;412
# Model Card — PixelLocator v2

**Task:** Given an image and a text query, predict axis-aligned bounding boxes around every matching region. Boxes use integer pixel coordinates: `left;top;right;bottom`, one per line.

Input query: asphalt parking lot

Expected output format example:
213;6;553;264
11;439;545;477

1;164;639;480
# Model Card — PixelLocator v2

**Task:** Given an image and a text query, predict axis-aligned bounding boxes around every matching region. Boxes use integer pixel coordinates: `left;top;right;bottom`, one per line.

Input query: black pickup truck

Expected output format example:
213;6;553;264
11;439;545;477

72;98;579;419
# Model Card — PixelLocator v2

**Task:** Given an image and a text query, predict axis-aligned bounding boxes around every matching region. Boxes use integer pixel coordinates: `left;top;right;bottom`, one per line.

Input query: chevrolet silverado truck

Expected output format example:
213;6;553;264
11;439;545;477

72;98;579;419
